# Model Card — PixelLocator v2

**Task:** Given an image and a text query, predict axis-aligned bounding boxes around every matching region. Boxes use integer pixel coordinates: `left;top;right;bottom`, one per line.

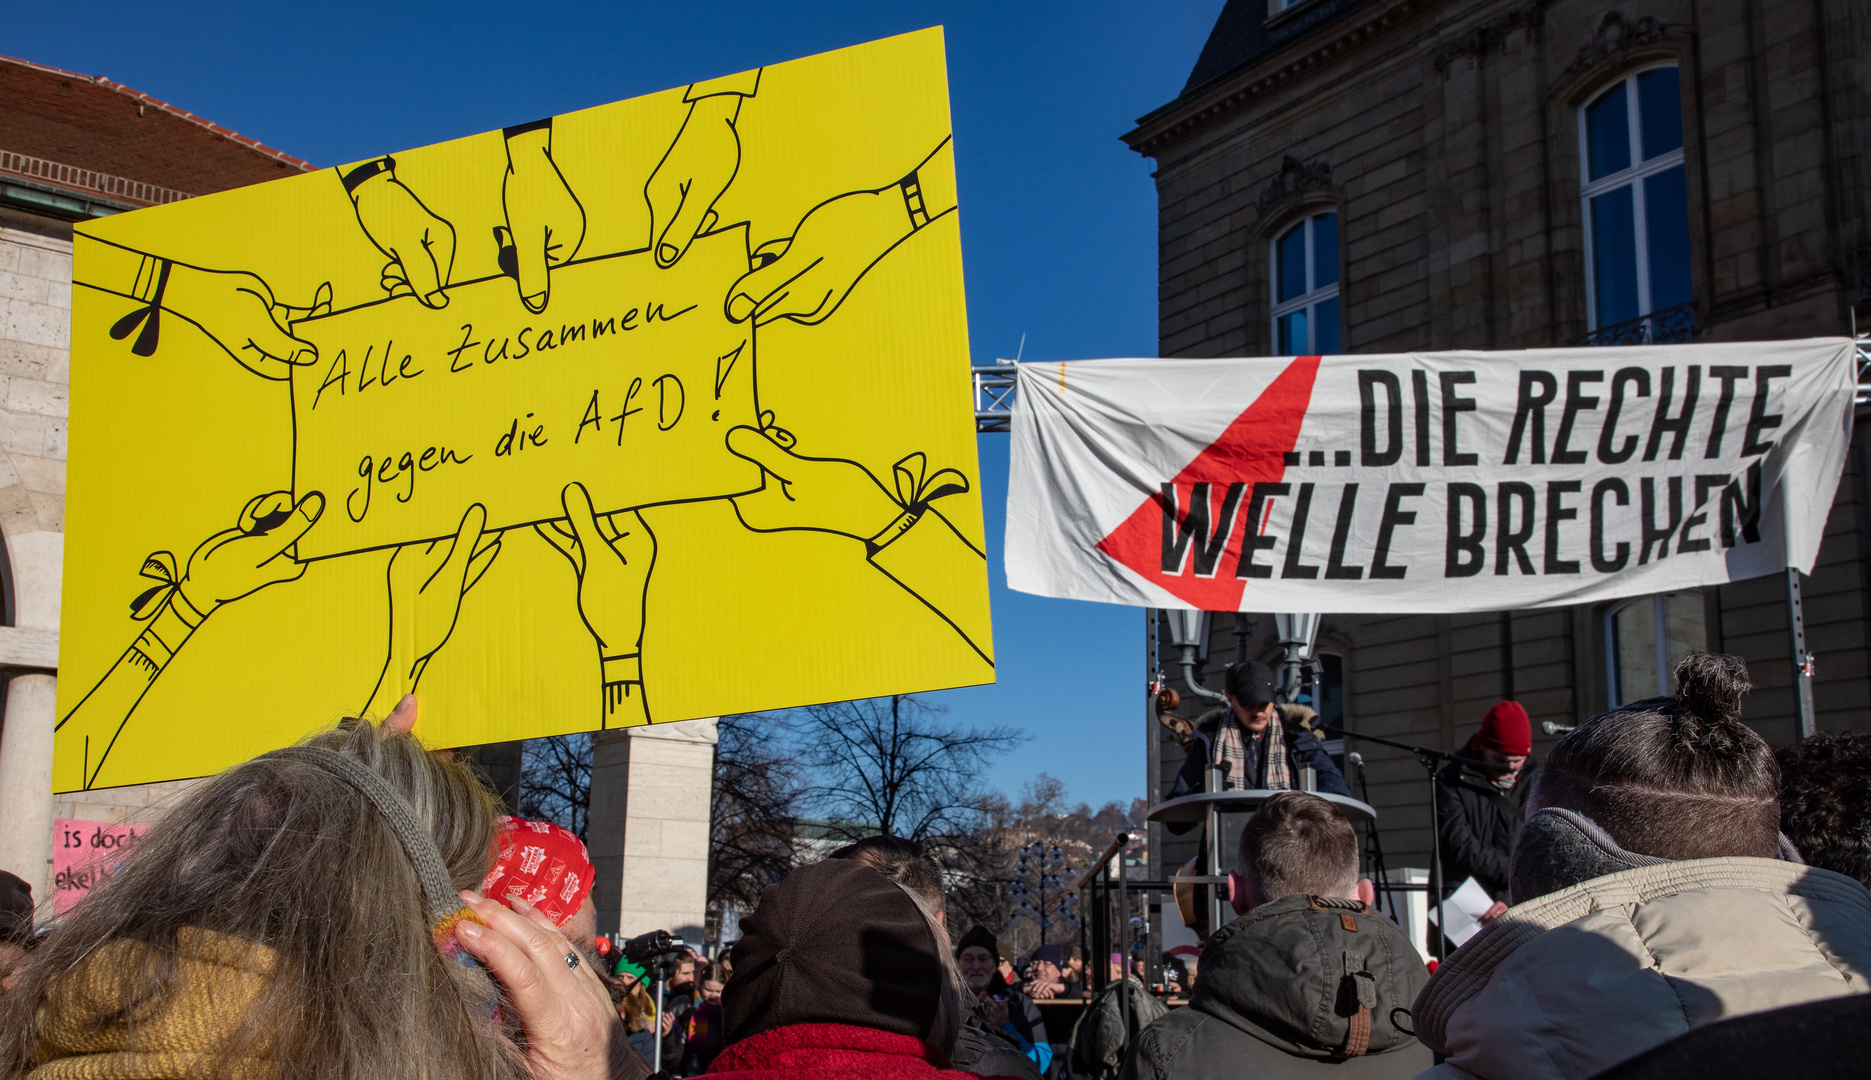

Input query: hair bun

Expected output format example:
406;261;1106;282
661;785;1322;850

1674;651;1751;723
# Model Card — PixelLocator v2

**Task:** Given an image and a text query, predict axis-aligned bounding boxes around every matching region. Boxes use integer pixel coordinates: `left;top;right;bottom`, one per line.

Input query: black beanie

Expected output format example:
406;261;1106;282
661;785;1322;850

955;924;999;957
722;859;944;1046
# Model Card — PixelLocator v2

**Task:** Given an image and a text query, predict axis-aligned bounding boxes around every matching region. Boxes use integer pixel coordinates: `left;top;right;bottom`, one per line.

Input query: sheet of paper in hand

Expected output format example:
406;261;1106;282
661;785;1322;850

289;228;759;558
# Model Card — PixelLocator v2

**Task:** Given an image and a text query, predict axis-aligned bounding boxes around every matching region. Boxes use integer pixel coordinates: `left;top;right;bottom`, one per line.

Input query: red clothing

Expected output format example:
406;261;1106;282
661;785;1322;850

706;1023;1009;1080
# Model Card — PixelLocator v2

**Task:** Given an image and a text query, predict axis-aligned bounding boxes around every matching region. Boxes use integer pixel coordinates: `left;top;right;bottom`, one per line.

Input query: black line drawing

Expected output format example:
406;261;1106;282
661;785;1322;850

74;235;331;379
535;482;655;727
727;137;956;327
61;61;985;788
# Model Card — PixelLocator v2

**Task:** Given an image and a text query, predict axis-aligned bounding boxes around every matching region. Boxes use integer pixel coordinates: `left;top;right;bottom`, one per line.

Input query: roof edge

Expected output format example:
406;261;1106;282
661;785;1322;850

1121;0;1427;160
0;53;314;172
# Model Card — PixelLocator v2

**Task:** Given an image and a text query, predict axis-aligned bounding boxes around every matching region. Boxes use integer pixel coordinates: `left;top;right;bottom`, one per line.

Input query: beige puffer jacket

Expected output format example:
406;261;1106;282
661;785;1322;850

1409;858;1871;1080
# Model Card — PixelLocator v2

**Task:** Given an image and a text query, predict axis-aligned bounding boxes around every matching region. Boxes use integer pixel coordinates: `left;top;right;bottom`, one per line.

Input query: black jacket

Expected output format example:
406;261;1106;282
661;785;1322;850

1169;707;1351;827
1119;894;1431;1080
955;994;1044;1080
1435;752;1536;902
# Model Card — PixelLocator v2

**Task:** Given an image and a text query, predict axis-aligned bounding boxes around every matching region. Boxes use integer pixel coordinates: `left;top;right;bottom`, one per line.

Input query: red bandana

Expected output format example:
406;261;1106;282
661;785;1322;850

481;816;594;928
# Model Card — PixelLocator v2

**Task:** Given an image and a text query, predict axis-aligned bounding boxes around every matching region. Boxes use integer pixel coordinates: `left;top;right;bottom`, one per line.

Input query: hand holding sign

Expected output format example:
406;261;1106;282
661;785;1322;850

162;265;325;379
366;503;502;715
177;490;325;612
536;482;655;658
647;88;748;269
726;137;954;328
495;121;585;314
726;425;902;541
344;158;456;308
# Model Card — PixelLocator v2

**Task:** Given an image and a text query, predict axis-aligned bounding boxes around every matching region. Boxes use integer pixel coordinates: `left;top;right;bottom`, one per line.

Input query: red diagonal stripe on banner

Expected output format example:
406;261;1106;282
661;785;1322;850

1094;355;1322;610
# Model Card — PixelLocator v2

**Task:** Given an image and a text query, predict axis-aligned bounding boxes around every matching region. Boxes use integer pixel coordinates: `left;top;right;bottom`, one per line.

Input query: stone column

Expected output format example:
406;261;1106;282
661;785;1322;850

586;718;717;945
0;673;58;905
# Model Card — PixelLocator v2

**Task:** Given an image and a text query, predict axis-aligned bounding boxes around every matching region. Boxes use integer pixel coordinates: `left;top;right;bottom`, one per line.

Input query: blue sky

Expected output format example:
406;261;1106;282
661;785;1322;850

11;0;1221;808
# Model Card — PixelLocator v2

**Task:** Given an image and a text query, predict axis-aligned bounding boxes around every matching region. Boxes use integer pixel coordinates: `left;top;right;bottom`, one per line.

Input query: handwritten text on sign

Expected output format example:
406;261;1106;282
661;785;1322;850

52;818;143;915
291;227;761;558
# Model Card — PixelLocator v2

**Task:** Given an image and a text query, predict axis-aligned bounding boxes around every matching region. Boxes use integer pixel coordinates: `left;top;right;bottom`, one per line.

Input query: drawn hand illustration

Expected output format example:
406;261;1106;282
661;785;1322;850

726;423;991;664
343;155;457;308
494;119;585;314
55;489;325;790
725;424;903;540
726;136;955;328
176;490;326;609
536;482;655;725
72;234;327;380
364;504;503;716
646;70;759;269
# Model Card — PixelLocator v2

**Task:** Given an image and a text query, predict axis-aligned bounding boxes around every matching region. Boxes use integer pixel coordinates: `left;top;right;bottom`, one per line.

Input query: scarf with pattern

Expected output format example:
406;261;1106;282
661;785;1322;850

1212;710;1292;791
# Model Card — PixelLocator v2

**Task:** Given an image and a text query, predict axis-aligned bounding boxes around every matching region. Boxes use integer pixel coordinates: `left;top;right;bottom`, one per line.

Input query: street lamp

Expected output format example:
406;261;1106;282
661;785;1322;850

1164;609;1226;703
1272;613;1322;705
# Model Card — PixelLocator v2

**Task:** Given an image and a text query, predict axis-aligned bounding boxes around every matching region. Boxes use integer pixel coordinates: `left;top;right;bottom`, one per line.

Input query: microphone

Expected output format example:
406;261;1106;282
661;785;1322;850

1346;751;1365;768
1540;721;1576;736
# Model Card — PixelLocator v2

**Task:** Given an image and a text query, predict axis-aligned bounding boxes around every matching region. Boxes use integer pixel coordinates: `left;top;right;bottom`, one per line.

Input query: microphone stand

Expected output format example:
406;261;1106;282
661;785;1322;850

1316;724;1493;961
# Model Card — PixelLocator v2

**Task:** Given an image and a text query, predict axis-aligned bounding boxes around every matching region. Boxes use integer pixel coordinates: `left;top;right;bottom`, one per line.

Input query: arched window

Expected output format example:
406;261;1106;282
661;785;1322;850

1605;591;1705;706
1580;66;1691;339
1271;211;1340;354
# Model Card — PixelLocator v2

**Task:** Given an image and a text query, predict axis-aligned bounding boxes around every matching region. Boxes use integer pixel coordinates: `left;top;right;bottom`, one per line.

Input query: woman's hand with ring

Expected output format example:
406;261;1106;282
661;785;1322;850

455;890;638;1080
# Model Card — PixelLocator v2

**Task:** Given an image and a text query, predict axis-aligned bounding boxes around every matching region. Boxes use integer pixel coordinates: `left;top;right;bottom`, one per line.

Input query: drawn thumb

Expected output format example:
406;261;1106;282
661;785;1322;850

514;223;551;313
725;254;794;324
248;304;318;366
560;482;605;551
725;425;795;480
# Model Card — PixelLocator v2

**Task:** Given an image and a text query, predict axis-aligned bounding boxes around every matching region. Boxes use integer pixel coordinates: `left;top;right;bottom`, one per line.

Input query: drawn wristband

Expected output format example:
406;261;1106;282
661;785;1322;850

899;170;931;232
341;156;396;195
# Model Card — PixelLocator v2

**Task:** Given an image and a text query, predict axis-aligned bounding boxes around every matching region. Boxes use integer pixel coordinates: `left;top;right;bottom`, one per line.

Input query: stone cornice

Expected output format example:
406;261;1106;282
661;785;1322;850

1122;0;1428;160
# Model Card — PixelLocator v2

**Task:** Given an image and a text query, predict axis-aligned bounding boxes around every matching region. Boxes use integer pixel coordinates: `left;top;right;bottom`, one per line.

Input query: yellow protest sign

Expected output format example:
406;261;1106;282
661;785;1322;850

57;28;991;792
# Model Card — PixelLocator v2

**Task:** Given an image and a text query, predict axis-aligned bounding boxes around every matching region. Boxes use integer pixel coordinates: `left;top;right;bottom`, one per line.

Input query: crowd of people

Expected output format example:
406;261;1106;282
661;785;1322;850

0;651;1869;1079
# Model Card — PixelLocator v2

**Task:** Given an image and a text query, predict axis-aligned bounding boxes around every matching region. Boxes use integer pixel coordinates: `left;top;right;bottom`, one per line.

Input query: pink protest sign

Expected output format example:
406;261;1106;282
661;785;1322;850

52;818;144;915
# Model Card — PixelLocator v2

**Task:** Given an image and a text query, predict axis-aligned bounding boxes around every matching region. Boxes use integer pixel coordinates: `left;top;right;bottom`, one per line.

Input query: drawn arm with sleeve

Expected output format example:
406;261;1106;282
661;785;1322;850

71;233;327;379
56;489;324;789
725;424;990;665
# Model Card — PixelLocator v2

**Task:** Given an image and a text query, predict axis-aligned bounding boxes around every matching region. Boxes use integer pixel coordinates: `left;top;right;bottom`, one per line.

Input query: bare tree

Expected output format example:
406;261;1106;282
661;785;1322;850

789;694;1024;844
518;734;593;840
708;713;802;922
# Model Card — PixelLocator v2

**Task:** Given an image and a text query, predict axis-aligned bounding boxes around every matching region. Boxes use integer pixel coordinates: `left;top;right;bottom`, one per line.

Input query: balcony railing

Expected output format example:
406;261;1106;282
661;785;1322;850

1572;301;1698;347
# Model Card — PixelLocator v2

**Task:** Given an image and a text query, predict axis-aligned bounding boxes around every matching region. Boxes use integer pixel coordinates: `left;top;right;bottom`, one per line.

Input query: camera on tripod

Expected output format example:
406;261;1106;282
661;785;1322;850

611;928;689;981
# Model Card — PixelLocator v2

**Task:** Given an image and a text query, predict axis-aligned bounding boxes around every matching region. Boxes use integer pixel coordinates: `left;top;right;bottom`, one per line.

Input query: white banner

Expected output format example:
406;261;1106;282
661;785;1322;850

1006;339;1857;613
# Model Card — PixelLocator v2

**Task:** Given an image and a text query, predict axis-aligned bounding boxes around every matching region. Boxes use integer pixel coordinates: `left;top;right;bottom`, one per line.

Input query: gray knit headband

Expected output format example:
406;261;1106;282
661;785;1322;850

261;745;467;925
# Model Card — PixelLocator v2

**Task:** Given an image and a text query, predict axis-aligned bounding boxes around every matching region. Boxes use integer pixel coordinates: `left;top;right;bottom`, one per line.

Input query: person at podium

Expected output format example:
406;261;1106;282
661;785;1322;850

1168;661;1350;812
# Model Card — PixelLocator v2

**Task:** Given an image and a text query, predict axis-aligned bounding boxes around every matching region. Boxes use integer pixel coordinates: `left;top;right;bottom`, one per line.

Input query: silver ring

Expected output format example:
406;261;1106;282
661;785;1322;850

565;951;581;971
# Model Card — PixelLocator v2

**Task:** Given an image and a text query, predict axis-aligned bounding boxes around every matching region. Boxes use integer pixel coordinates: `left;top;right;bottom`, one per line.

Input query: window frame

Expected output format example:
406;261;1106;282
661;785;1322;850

1269;211;1341;354
1578;63;1687;331
1603;591;1704;707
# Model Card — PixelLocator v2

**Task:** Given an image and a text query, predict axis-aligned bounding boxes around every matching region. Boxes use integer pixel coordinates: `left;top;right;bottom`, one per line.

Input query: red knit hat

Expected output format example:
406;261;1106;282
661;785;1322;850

1476;701;1532;756
481;816;594;928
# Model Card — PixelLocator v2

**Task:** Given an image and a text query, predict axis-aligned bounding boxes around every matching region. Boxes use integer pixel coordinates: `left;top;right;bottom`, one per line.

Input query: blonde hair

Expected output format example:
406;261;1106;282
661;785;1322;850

890;879;966;1062
0;719;528;1080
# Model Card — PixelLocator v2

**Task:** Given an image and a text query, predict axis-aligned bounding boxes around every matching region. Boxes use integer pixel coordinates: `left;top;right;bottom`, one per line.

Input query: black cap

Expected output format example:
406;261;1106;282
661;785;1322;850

722;859;943;1046
1225;660;1278;704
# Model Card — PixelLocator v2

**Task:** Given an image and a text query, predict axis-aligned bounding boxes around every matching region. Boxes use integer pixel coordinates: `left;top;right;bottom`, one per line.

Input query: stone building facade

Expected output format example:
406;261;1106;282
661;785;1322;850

0;53;310;908
1123;0;1870;878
